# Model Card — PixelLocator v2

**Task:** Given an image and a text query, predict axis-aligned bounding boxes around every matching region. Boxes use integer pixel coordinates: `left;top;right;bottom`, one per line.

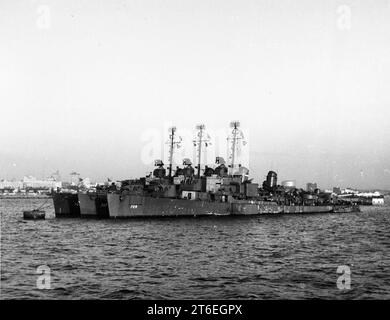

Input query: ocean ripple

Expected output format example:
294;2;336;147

1;198;390;299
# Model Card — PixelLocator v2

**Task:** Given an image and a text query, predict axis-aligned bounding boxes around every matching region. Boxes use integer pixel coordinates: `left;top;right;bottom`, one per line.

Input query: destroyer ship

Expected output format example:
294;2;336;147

106;121;359;218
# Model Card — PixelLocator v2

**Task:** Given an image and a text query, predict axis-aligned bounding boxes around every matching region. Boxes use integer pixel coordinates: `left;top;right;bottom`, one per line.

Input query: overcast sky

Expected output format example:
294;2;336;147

1;0;389;189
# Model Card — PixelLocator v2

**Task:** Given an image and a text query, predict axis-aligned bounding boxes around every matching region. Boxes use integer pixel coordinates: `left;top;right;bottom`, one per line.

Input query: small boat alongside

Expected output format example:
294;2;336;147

23;209;46;220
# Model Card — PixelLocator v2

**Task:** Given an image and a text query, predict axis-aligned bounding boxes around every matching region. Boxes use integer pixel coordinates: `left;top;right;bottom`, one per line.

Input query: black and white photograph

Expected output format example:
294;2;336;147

1;0;389;308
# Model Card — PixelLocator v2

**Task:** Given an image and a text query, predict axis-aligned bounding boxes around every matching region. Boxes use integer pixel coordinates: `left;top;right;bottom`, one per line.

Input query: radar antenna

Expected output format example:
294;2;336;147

193;124;211;178
227;121;246;175
166;126;182;177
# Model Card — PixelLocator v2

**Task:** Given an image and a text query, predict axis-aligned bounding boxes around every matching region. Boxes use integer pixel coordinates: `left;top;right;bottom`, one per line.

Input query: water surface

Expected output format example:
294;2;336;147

1;198;389;299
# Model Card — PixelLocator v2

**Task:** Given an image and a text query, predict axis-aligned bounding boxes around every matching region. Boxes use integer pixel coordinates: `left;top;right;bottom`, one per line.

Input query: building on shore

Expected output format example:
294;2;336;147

372;197;385;205
0;179;23;191
0;175;62;194
22;175;62;190
335;188;385;206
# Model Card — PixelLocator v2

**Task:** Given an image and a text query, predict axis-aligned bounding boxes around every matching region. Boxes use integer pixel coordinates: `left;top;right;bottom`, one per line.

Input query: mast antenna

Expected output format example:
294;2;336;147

228;121;246;175
193;124;211;178
166;126;182;177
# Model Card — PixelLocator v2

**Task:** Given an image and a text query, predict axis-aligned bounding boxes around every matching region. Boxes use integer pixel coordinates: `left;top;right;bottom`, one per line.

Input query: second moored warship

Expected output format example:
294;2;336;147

77;186;110;218
52;172;82;218
52;189;80;218
53;179;111;219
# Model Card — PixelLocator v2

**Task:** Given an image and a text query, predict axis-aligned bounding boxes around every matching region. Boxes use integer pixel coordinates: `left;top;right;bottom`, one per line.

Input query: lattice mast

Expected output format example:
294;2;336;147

193;124;211;178
166;126;182;177
227;121;246;175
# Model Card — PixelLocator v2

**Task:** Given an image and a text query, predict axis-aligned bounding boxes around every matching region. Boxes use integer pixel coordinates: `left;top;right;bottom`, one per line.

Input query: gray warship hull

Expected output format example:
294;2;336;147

107;193;359;218
52;192;81;218
107;194;231;218
78;191;110;218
